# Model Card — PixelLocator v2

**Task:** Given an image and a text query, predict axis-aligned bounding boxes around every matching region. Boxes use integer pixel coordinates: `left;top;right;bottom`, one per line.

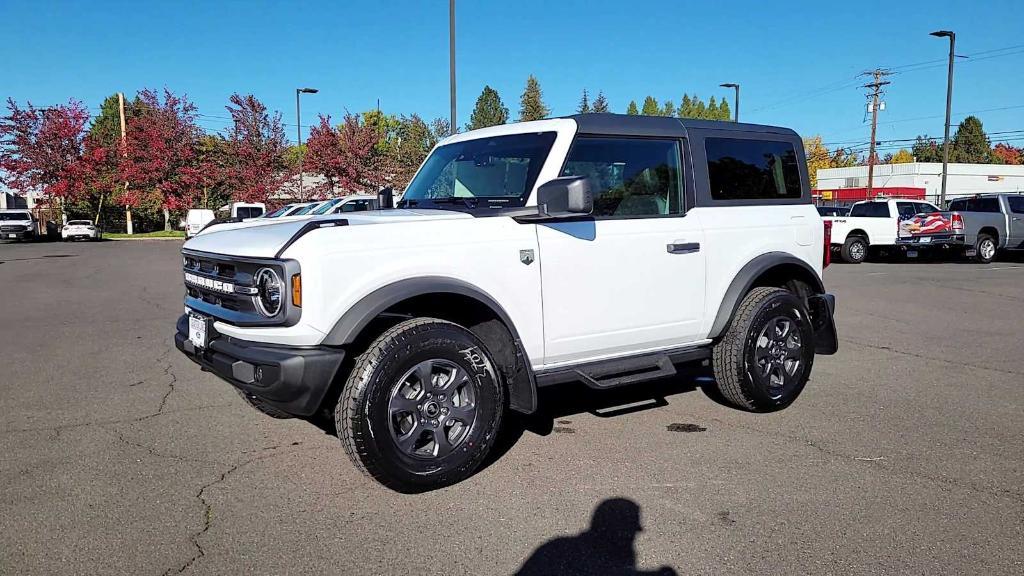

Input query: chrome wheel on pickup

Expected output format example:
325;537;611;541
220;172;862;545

974;234;997;264
337;318;503;493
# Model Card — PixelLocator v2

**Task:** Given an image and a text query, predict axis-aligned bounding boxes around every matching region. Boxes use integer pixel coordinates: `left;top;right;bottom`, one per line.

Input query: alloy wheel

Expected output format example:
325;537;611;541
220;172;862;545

388;359;478;459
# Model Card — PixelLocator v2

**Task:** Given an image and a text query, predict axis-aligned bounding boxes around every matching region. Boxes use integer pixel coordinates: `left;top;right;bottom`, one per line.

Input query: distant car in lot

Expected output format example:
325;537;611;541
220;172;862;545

61;220;101;241
897;193;1024;263
0;209;37;241
185;209;216;238
824;198;940;263
816;206;849;217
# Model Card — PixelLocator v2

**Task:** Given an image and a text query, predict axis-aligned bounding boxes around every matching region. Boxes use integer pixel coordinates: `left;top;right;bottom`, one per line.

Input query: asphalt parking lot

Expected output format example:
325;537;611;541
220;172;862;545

1;239;1021;575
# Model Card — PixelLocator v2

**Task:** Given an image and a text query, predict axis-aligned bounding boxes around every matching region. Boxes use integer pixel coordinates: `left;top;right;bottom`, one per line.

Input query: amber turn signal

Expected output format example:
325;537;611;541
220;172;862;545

291;274;302;307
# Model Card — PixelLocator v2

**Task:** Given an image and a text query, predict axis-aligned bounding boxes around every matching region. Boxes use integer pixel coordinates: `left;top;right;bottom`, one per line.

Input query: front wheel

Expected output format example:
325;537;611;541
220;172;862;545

712;287;816;412
336;318;504;492
974;234;996;264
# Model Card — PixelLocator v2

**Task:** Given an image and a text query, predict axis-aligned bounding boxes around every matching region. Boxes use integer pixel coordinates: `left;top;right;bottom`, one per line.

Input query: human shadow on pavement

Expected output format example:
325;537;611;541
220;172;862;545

516;498;677;576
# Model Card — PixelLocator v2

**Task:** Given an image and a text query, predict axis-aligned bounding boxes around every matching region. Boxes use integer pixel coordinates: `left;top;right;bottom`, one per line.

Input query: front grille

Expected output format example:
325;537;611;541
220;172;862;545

1;225;27;233
182;250;299;327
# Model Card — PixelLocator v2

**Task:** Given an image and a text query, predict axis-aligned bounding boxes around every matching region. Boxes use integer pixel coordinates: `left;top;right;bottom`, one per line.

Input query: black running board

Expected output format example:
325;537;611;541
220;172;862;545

535;346;711;389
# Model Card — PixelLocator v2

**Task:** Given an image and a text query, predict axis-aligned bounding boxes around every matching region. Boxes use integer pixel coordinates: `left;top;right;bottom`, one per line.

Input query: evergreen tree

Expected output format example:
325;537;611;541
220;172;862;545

718;97;732;121
576;89;591;114
912;136;943;162
626;100;639;115
518;75;550;122
707;96;719;120
591;91;610;113
661;100;676;117
678;95;693;118
466;85;509;131
694;99;707;119
641;95;660;116
951;115;994;163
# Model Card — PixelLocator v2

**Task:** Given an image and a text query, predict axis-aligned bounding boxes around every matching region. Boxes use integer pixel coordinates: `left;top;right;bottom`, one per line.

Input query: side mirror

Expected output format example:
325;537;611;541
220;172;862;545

534;176;593;218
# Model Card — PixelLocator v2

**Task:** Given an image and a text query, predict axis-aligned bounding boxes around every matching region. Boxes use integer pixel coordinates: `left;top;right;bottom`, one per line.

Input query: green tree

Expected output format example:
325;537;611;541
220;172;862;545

951;115;993;163
641;95;660;116
678;94;693;118
467;85;509;130
707;96;719;120
576;89;591;114
626;100;639;115
591;91;610;113
518;75;550;122
718;97;732;121
694;99;707;119
661;100;676;117
912;136;943;162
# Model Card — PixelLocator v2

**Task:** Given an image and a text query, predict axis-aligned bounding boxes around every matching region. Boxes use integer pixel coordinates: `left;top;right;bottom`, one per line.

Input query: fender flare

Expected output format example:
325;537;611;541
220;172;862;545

323;277;538;414
707;252;824;340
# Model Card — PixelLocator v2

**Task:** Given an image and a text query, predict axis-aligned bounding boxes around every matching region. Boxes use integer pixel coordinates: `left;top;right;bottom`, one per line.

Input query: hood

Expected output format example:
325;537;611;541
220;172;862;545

182;208;473;258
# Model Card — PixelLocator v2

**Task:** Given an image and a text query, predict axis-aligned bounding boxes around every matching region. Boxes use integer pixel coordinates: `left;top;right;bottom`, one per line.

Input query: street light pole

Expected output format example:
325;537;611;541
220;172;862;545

295;87;319;200
931;30;955;207
720;83;739;122
449;0;456;135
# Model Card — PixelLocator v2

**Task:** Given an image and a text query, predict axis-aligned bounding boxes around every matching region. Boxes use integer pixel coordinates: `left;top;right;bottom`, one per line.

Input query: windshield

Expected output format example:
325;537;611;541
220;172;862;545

399;132;557;209
311;198;344;214
68;220;92;226
850;202;890;217
283;204;308;216
263;206;291;218
0;212;31;221
236;206;263;219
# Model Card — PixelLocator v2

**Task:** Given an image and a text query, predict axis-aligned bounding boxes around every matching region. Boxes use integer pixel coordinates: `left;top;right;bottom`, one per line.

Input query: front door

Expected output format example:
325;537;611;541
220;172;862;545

1007;196;1024;248
536;136;706;366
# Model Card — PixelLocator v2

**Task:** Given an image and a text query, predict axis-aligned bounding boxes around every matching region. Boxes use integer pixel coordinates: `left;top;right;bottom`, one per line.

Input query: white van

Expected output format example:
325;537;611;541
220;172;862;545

218;202;266;220
184;209;216;238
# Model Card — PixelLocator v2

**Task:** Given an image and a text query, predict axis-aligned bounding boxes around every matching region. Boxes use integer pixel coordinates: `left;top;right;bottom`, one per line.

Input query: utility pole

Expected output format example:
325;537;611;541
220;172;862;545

931;30;956;207
118;92;132;235
449;0;456;135
862;69;891;199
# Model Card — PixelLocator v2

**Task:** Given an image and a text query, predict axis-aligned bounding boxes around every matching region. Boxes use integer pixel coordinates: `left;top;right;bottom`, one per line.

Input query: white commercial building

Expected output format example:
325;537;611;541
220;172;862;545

816;162;1024;205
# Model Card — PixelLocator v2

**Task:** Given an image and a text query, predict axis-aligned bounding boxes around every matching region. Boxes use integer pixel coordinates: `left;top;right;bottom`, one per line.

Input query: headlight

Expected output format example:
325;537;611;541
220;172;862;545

253;267;284;317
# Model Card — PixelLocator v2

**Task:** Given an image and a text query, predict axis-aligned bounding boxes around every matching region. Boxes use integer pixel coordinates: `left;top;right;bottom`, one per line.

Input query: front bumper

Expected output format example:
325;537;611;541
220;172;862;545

174;314;345;416
2;229;33;240
807;293;838;355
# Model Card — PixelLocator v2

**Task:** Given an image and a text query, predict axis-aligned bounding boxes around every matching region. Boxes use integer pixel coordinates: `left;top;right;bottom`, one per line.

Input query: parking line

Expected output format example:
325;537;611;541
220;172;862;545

977;266;1024;271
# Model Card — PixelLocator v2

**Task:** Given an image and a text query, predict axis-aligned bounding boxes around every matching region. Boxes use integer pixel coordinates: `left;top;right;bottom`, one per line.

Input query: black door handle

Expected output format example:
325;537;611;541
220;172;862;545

667;242;700;254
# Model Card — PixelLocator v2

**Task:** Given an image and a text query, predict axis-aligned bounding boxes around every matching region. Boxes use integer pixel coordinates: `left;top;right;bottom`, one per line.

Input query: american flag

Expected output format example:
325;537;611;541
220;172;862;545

899;213;952;237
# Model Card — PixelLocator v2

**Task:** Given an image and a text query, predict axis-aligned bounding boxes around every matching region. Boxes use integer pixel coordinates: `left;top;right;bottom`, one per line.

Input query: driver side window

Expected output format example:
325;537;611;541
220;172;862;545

560;137;684;218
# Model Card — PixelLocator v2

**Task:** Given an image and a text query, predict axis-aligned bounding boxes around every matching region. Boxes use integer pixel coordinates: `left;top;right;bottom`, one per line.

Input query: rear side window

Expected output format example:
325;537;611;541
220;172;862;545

560;137;683;217
950;197;1001;213
705;138;802;201
897;202;918;220
849;202;890;217
1008;196;1024;214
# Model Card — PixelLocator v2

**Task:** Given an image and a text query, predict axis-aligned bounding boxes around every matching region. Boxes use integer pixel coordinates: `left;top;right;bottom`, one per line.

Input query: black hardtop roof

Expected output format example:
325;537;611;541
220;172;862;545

565;113;799;139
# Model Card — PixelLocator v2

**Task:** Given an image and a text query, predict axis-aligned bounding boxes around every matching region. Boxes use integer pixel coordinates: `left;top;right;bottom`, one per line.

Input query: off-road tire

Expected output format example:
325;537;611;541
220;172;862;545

840;236;868;264
974;234;996;264
336;317;504;493
712;287;815;412
235;389;294;419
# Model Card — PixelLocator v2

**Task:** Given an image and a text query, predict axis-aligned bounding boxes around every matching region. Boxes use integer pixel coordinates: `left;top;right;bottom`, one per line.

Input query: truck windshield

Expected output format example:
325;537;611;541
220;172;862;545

0;212;31;221
399;132;557;209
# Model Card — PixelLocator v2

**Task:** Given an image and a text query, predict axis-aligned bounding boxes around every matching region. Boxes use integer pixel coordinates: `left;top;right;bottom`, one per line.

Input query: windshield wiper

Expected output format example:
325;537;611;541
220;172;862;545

427;197;479;209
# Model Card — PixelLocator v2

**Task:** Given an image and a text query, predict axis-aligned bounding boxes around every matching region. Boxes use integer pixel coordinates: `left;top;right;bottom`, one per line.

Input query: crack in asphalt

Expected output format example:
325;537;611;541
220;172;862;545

717;417;1024;504
844;337;1023;377
0;403;235;438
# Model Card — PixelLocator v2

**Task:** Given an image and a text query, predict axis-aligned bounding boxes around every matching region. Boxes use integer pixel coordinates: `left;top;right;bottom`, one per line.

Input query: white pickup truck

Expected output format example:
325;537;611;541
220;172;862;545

825;198;940;263
175;114;838;491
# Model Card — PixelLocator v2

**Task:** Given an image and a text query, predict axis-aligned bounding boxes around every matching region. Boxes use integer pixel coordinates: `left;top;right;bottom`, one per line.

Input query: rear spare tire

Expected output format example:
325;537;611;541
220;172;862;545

712;287;815;412
336;318;504;492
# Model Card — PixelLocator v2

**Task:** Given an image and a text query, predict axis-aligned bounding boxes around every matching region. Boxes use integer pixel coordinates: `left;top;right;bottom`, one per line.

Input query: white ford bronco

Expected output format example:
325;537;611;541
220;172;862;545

175;114;838;492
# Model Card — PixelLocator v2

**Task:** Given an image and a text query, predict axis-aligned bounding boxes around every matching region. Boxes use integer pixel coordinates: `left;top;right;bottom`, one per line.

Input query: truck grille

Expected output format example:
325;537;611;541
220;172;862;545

182;250;297;326
1;225;27;233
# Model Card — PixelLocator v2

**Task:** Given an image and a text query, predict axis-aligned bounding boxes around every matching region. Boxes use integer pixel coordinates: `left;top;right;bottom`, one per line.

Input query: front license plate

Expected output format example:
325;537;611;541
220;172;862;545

919;236;932;244
188;314;208;349
907;250;918;258
7;234;15;238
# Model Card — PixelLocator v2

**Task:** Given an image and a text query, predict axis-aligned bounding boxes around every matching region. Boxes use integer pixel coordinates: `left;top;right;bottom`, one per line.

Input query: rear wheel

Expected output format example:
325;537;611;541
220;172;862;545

974;234;996;263
712;287;815;412
840;236;868;263
336;318;504;492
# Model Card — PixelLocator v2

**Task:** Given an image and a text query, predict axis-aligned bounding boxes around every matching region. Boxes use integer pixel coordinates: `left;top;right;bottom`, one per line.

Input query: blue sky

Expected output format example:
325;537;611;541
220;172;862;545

2;0;1023;153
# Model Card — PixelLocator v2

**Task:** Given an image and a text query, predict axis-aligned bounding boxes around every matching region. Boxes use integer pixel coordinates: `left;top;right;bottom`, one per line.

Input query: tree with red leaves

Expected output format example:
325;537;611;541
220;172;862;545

225;94;292;204
0;98;89;211
303;115;343;197
335;112;392;192
118;89;201;230
992;143;1022;165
